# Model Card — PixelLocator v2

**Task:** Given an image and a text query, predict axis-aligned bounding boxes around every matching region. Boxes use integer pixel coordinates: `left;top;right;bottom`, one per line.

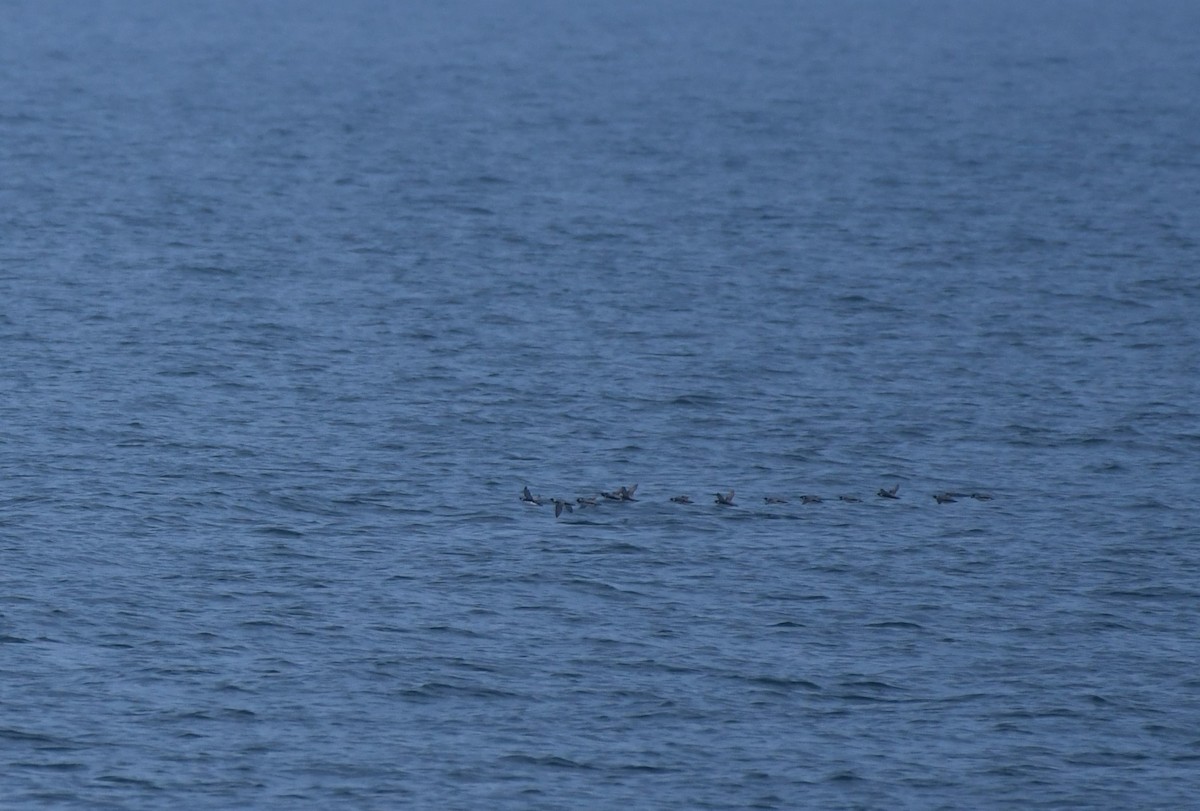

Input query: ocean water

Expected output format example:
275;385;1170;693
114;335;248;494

2;1;1199;808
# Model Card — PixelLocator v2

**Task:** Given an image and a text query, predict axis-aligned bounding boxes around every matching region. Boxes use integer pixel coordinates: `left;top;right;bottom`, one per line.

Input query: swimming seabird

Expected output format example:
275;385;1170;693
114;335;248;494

933;493;957;504
838;495;862;503
619;484;638;501
971;492;993;501
764;496;789;504
576;496;598;508
714;490;735;506
521;486;545;506
877;484;900;499
800;495;823;504
670;495;693;504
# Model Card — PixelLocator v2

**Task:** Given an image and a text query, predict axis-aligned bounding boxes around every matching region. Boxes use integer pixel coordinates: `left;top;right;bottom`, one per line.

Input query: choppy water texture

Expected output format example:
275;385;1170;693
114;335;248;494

2;1;1199;808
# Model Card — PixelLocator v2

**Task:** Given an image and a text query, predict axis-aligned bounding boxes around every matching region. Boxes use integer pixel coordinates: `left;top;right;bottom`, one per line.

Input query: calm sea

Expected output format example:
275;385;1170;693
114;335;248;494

2;1;1199;808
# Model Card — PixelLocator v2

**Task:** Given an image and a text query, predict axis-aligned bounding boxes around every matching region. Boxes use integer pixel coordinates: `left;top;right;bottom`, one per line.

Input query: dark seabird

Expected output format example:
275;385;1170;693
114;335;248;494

714;490;736;506
800;495;823;504
576;496;598;508
877;484;900;499
971;492;993;501
601;484;638;501
553;499;574;517
670;495;693;504
933;493;957;504
521;486;545;506
764;496;789;504
838;495;862;503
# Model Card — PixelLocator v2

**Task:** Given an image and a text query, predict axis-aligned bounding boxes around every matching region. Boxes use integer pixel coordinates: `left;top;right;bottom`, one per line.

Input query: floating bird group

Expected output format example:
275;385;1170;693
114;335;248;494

521;483;993;517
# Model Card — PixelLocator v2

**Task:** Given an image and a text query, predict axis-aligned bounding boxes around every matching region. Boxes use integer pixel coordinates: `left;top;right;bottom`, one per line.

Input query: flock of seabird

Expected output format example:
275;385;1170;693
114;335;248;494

521;484;993;517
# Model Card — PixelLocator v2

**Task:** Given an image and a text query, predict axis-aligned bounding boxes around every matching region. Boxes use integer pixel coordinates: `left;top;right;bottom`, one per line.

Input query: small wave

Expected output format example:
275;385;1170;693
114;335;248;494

1103;586;1197;600
175;263;236;276
402;681;522;701
838;679;904;692
745;675;822;691
615;762;679;773
593;542;650;554
669;393;721;406
1127;497;1173;509
96;774;162;789
833;294;870;305
254;526;305;538
825;770;864;783
564;578;644;598
0;727;68;744
500;754;594;770
12;761;86;771
420;624;484;638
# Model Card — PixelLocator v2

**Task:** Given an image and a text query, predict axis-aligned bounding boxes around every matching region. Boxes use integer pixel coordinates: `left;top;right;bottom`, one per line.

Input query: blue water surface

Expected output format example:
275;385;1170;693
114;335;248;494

2;1;1199;808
